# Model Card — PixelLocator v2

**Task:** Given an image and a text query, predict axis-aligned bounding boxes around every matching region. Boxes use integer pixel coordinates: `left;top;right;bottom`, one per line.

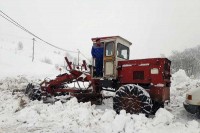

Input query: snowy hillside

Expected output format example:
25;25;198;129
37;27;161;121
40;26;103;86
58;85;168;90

0;39;200;133
0;37;81;78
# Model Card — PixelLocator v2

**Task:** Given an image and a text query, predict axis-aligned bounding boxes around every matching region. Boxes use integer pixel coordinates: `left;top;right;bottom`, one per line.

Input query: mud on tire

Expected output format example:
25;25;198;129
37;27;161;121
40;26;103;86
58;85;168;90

113;84;152;115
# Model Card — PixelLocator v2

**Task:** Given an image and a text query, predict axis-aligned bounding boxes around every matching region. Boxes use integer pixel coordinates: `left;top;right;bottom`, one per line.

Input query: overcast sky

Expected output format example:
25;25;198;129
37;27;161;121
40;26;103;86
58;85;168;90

1;0;200;59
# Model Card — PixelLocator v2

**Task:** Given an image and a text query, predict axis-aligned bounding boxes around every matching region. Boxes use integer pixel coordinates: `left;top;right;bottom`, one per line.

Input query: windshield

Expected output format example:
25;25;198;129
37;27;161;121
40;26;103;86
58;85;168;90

105;41;114;56
117;43;129;59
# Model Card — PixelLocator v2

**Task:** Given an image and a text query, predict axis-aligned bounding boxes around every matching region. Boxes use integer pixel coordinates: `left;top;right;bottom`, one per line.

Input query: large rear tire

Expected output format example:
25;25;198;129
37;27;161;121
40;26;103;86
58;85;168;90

113;84;152;115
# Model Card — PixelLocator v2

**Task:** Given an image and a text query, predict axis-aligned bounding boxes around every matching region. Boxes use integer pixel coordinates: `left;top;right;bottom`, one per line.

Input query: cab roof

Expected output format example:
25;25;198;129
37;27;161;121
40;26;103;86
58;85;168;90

91;36;132;45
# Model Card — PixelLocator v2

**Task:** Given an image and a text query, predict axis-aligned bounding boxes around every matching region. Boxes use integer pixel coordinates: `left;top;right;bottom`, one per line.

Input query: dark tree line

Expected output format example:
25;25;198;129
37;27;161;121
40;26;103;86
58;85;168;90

169;45;200;78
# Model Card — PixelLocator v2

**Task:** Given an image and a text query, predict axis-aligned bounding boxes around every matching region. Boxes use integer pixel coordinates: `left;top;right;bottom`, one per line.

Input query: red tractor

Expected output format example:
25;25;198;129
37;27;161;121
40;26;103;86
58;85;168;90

26;36;171;115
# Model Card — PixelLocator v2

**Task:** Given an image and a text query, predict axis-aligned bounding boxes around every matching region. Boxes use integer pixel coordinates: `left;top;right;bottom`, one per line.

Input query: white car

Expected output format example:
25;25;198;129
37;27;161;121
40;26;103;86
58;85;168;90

183;87;200;115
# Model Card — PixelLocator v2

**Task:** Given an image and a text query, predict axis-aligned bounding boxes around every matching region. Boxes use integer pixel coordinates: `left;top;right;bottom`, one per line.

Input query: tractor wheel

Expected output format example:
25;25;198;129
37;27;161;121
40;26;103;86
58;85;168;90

25;83;42;101
151;101;164;114
113;84;152;115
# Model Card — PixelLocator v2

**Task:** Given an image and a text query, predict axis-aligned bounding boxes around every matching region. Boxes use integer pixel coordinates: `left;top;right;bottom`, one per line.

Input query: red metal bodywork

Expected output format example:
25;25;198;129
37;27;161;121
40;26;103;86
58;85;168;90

118;58;171;102
41;70;91;95
40;57;91;96
37;36;171;107
40;57;171;104
39;57;102;104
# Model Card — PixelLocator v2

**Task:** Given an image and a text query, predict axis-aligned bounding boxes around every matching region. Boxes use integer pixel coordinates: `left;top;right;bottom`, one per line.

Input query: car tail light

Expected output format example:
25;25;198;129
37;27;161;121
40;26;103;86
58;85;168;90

187;95;192;100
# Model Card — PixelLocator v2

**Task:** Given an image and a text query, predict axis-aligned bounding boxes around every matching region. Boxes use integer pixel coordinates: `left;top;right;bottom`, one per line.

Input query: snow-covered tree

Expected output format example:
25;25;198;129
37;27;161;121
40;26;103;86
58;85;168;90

169;45;200;77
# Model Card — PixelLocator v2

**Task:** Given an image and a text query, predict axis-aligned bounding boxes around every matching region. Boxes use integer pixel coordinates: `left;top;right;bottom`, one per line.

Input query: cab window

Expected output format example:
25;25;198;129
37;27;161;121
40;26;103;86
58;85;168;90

105;41;114;56
117;43;129;59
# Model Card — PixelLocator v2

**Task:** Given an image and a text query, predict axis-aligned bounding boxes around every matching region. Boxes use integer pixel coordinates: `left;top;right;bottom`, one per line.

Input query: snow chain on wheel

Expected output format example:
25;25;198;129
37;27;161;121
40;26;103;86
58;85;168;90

25;83;42;101
113;84;152;115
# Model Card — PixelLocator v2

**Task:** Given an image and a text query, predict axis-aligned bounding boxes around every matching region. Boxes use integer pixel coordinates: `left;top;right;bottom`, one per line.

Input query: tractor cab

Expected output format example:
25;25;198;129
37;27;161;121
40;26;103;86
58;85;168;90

91;36;132;79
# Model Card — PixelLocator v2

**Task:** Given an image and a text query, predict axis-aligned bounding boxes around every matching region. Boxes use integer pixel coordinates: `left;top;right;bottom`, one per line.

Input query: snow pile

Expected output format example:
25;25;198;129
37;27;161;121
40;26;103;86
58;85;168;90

170;69;200;107
0;74;199;133
0;76;31;91
0;90;199;133
171;69;190;86
0;70;200;132
152;108;175;126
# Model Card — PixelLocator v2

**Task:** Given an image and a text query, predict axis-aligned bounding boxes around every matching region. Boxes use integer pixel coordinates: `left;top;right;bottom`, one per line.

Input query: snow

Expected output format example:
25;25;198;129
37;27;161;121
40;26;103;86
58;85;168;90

171;69;190;86
0;41;200;133
0;75;200;133
0;47;58;79
152;108;175;126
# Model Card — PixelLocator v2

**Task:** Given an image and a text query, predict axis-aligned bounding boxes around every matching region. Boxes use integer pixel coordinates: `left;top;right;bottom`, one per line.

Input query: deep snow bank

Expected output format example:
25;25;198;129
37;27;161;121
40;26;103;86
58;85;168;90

0;92;199;133
0;73;200;133
170;69;200;107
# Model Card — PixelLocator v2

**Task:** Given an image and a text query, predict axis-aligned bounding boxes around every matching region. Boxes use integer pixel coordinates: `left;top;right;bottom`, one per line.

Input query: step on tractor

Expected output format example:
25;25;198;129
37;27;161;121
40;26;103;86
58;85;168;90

26;36;171;115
